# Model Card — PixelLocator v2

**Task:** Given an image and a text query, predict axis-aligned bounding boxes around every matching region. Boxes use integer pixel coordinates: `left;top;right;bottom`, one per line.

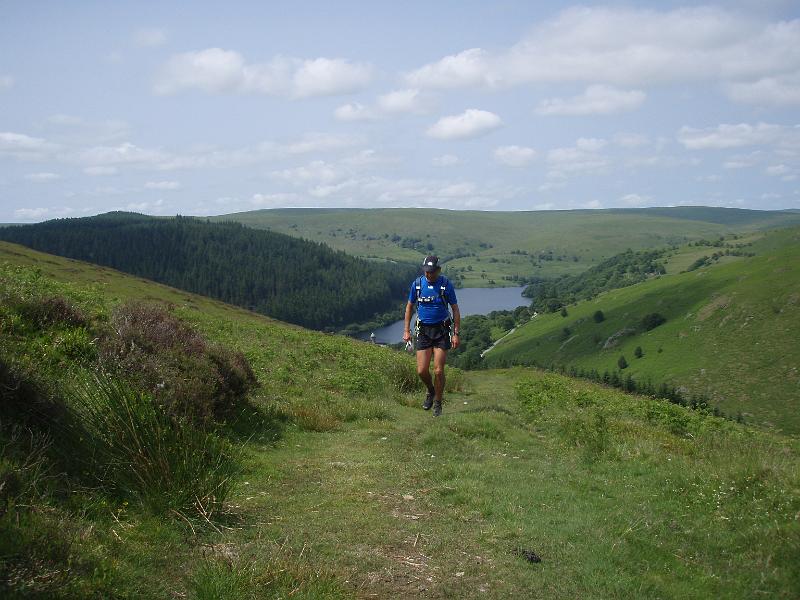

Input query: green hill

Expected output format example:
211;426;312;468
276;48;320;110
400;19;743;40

209;207;800;286
0;212;415;331
484;226;800;433
1;242;798;598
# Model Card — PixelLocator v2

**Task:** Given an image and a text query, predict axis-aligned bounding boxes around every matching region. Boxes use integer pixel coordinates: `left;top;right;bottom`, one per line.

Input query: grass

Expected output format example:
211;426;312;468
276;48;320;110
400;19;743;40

1;241;798;597
209;207;800;285
485;226;800;433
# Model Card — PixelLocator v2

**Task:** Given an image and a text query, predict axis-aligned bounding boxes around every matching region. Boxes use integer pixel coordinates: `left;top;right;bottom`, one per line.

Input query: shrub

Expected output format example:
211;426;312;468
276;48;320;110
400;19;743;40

634;346;643;359
98;301;257;423
559;409;611;463
618;355;628;370
14;295;87;329
593;310;605;323
641;312;666;331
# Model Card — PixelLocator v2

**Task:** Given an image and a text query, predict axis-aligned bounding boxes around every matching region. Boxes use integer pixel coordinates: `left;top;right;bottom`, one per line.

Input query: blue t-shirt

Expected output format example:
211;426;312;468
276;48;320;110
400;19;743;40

408;275;458;324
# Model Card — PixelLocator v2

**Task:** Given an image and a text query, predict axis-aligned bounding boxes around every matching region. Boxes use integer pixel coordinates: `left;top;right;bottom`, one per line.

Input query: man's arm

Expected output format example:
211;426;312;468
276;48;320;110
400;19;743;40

450;303;461;349
402;301;414;342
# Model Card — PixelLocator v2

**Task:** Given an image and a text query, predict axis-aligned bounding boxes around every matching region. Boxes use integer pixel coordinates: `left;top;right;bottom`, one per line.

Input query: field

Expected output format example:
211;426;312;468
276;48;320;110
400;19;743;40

1;241;798;598
210;207;800;286
484;227;800;433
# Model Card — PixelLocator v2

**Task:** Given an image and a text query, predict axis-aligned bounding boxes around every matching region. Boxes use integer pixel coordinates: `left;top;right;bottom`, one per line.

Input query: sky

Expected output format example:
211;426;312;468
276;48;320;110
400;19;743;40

1;1;800;222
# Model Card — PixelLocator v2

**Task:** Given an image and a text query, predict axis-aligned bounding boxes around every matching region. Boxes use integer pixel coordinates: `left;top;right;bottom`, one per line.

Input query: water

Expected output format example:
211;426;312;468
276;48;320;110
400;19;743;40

358;286;528;344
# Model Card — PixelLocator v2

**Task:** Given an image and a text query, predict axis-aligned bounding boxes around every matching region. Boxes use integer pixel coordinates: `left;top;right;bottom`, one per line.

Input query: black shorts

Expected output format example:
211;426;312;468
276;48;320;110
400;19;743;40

415;320;452;351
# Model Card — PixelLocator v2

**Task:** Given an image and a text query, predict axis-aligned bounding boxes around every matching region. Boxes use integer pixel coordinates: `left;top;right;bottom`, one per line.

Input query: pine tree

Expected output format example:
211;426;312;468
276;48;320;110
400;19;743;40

618;355;628;370
634;346;643;358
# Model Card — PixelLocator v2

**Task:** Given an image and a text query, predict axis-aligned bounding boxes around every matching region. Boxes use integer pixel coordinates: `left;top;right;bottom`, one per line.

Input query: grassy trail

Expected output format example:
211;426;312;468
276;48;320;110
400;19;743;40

216;369;798;599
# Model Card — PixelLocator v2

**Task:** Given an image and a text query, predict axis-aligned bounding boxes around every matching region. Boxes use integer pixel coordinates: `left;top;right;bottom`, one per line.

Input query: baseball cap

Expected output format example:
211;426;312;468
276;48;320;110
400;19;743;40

422;255;440;272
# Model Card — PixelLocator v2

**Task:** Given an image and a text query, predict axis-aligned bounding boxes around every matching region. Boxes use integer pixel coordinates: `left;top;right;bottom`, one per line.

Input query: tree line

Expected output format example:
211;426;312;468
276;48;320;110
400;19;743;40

0;212;417;331
522;248;667;313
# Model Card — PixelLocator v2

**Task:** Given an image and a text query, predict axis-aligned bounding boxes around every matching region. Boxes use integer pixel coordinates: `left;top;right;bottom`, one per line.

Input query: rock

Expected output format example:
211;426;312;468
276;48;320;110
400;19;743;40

402;494;415;501
602;328;636;349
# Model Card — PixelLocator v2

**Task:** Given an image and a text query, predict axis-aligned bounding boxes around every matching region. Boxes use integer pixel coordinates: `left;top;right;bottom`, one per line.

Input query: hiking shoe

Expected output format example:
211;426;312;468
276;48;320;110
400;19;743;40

433;400;442;417
423;390;435;410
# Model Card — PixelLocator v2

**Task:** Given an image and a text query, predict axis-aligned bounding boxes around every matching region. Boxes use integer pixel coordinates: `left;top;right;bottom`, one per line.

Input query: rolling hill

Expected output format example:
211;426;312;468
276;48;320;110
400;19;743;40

0;212;416;331
1;242;799;598
484;226;800;433
208;206;800;286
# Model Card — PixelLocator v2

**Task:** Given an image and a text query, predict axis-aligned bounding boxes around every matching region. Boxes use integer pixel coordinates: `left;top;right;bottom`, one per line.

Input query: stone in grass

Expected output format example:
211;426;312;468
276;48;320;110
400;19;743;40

515;547;542;564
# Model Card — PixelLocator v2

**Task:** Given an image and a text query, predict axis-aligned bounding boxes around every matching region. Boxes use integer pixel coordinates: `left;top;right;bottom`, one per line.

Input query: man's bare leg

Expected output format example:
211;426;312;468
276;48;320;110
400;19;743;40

432;348;447;402
416;348;434;393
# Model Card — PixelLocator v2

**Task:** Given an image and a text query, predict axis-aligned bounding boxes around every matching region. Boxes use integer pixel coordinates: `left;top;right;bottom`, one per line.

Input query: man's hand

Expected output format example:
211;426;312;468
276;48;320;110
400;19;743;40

402;329;412;343
451;332;460;349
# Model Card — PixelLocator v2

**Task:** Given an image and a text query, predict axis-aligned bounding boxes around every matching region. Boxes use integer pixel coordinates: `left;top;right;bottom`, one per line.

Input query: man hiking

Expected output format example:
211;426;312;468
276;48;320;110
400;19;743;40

402;255;461;417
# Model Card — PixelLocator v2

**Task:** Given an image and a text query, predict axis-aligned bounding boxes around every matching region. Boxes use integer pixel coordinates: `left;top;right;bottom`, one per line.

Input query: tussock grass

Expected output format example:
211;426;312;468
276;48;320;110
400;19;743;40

65;373;241;516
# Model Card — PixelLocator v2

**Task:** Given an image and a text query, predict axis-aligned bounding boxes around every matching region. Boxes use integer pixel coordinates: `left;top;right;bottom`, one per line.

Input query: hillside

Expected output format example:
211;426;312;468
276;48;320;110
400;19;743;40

1;243;799;598
209;207;800;286
0;213;416;331
484;226;800;433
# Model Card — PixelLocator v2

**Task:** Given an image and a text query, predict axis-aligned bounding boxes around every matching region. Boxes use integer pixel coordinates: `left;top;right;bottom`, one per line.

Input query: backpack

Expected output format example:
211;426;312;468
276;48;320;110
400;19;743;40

414;275;451;319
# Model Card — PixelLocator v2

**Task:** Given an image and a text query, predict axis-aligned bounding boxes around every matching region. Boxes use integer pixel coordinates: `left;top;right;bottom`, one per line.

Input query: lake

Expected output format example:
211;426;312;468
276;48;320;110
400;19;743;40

358;286;528;344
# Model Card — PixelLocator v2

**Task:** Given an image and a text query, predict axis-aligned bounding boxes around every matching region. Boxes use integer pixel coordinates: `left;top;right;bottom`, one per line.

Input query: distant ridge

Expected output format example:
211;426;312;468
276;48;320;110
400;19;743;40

208;205;800;285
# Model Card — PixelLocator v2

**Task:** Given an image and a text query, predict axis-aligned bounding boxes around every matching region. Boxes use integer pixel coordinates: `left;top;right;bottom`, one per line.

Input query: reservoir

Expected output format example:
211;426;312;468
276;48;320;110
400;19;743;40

359;286;528;344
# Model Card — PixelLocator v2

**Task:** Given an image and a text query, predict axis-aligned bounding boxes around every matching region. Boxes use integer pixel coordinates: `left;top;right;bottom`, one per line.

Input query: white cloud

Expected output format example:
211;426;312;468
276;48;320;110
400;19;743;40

271;160;342;185
0;131;58;160
426;109;502;140
405;48;492;89
74;142;169;167
537;181;565;192
334;102;378;121
620;193;651;206
334;88;433;121
432;154;460;167
726;72;800;106
765;164;796;180
341;149;396;167
0;75;13;90
494;145;537;167
613;133;650;148
84;166;118;176
14;207;51;220
535;85;645;116
766;164;790;176
133;28;167;48
24;172;61;182
44;115;130;145
547;139;609;177
251;192;303;207
438;182;477;197
376;88;430;114
626;155;700;169
126;199;166;213
145;180;181;190
292;58;372;98
575;138;607;152
154;48;372;98
677;122;790;149
284;132;364;155
404;7;800;93
155;48;245;95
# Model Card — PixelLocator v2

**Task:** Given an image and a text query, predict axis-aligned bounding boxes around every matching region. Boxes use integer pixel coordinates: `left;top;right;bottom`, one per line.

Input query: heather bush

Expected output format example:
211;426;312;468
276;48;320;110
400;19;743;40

99;301;257;423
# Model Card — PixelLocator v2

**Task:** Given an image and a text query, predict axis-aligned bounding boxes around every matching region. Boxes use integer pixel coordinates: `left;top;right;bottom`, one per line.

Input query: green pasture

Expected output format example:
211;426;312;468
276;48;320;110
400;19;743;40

485;227;800;433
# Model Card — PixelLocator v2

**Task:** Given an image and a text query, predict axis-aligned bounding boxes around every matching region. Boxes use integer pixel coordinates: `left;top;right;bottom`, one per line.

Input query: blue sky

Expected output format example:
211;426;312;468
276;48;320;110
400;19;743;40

1;1;799;221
